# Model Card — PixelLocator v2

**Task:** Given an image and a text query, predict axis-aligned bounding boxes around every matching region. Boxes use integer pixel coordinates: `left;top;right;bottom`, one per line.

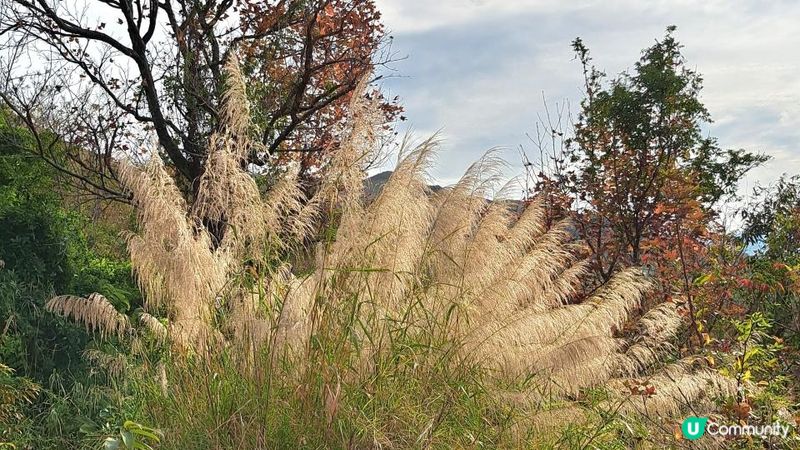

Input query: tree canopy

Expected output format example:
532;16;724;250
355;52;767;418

0;0;400;198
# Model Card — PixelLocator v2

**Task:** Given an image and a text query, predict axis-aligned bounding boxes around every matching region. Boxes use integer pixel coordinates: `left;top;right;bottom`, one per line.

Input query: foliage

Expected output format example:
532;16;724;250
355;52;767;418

526;27;797;447
38;57;748;449
543;27;767;284
741;175;800;251
0;111;142;448
0;0;400;198
237;0;402;174
0;364;40;445
0;24;798;450
739;175;800;348
0;112;88;380
712;314;800;447
81;416;163;450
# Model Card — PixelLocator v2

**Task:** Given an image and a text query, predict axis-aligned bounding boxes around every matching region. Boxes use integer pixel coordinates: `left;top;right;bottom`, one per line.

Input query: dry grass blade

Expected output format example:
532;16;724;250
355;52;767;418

616;301;683;376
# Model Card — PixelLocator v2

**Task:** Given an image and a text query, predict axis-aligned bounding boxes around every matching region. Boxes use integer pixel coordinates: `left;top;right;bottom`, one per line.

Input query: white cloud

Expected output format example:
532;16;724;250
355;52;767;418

374;0;571;34
375;0;800;196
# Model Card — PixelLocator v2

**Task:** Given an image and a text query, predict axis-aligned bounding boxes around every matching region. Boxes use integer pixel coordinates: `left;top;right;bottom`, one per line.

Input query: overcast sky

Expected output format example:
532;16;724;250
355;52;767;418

372;0;800;198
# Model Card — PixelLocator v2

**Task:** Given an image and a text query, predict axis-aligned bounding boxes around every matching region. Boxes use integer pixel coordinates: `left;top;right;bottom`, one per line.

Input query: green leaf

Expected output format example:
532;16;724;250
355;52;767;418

124;420;162;442
693;273;711;286
120;429;135;449
131;428;161;442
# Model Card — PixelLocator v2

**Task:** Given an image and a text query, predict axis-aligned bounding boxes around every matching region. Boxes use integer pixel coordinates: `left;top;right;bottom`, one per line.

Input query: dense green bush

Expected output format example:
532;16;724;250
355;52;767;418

0;112;140;448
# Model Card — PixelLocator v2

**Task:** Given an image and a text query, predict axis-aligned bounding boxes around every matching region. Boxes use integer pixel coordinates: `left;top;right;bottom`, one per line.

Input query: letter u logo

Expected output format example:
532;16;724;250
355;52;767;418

682;417;708;440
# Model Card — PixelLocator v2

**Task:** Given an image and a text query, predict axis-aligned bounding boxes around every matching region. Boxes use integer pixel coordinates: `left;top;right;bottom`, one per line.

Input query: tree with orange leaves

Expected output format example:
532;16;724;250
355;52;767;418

237;0;401;177
530;28;769;351
0;0;400;199
544;27;766;290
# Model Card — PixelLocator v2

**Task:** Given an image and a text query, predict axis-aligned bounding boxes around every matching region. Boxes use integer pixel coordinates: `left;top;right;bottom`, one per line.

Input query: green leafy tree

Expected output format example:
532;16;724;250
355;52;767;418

0;110;138;381
742;175;800;257
542;27;767;286
739;176;800;348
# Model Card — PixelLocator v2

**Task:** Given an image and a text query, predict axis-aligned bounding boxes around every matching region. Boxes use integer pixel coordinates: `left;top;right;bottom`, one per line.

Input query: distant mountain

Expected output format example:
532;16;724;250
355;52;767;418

364;171;393;198
364;172;529;214
364;170;442;200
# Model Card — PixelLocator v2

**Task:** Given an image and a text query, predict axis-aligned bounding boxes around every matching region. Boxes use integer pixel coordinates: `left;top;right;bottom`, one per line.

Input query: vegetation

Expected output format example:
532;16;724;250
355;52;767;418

0;13;797;450
0;0;400;199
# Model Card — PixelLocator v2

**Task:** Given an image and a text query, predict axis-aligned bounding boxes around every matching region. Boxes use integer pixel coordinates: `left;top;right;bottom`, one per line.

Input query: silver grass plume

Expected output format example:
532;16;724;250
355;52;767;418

52;55;735;424
269;139;731;419
46;293;130;340
119;157;227;353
